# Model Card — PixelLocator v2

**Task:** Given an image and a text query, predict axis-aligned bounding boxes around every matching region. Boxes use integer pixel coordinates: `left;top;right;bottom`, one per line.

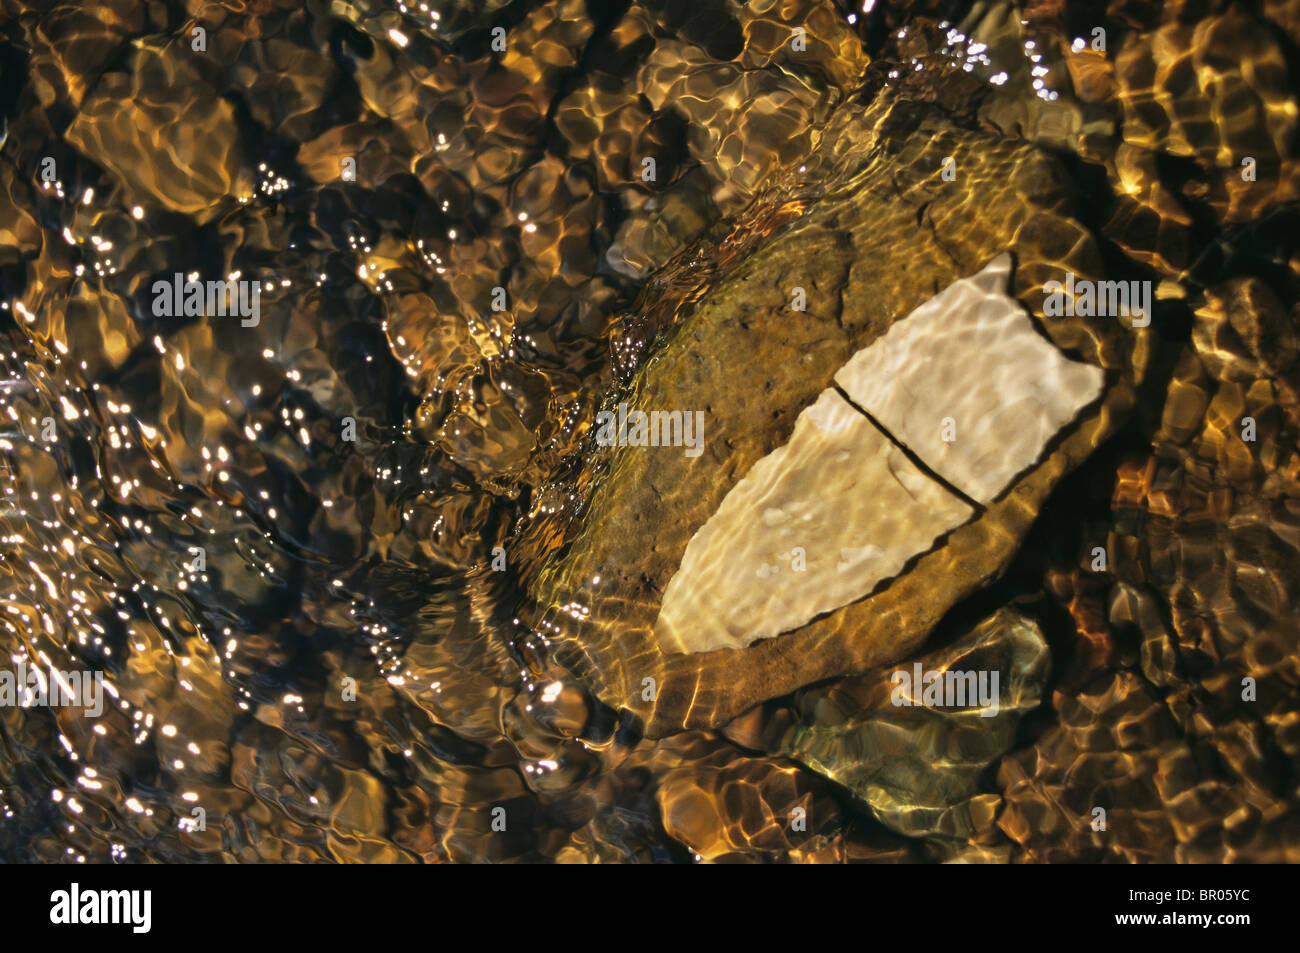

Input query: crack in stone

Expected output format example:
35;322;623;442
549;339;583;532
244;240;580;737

831;382;983;513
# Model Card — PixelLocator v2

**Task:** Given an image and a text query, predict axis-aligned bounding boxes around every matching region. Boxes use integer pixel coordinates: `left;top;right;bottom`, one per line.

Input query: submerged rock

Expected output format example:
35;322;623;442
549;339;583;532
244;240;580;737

64;39;253;222
766;606;1050;848
520;95;1143;736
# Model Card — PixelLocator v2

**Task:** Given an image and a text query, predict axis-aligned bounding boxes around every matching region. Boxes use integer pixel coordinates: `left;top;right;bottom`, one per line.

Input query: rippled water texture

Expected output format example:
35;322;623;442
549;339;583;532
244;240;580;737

0;0;1298;863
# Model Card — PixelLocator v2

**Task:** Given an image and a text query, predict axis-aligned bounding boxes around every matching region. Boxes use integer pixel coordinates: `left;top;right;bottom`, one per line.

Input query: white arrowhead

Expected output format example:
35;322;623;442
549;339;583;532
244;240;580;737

655;254;1105;654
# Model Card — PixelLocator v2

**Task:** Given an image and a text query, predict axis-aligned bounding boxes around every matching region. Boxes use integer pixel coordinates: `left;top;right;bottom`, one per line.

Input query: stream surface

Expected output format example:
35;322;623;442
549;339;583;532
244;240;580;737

0;0;1298;863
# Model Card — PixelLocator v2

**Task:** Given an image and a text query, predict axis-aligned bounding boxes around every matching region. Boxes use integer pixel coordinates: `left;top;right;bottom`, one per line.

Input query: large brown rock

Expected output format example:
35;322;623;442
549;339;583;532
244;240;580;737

518;94;1146;736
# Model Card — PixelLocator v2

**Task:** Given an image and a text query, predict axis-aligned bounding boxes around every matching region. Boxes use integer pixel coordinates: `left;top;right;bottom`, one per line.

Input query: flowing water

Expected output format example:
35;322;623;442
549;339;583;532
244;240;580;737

0;0;1298;862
